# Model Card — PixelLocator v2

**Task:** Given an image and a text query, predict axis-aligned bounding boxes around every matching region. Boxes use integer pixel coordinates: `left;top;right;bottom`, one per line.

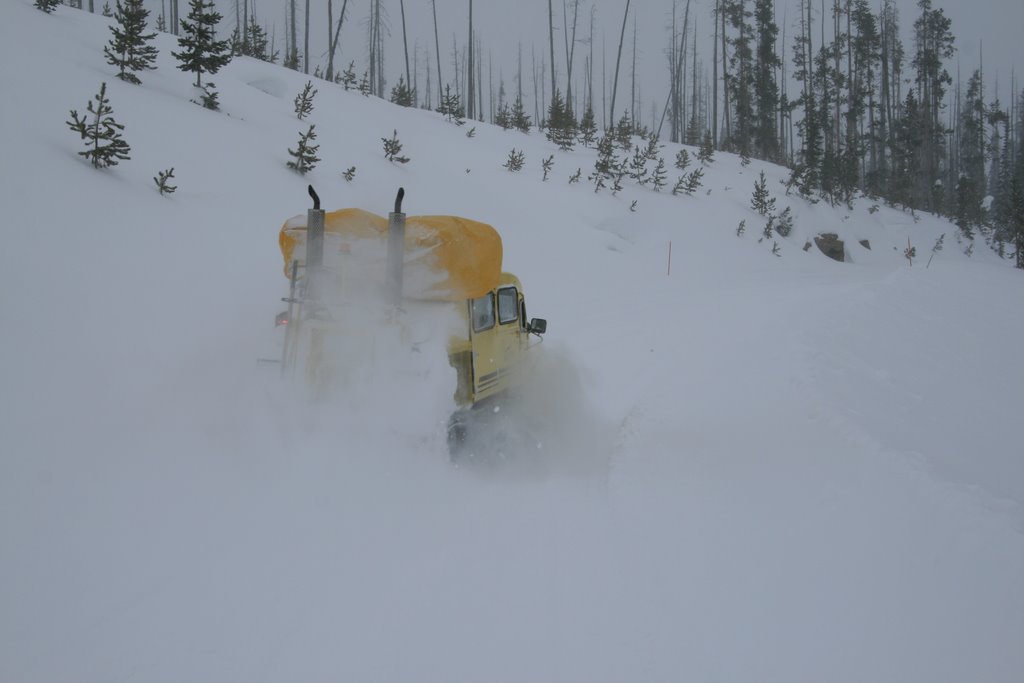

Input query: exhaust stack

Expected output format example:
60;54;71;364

306;185;325;298
386;187;406;305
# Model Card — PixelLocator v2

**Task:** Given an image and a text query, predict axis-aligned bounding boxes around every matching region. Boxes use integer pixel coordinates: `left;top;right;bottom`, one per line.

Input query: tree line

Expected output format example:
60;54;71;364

51;0;1024;265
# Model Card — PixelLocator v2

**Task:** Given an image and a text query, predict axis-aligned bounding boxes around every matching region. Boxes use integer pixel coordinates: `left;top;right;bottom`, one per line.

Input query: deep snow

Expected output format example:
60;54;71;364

1;4;1023;682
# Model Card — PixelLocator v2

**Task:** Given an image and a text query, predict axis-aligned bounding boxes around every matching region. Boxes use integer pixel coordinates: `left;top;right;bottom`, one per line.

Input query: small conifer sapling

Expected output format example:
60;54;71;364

675;149;690;171
503;148;525;172
342;166;356;182
382;130;410;163
287;125;320;174
751;171;776;215
651;158;668;192
698;131;715;165
154;168;177;195
294;81;317;120
541;155;554;181
66;82;131;169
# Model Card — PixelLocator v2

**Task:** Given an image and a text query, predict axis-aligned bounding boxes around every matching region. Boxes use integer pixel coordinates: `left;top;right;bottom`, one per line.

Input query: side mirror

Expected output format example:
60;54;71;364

528;318;547;335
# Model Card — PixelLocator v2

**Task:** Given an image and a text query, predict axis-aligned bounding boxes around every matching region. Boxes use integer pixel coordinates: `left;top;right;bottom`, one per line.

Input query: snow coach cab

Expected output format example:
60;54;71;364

274;187;546;454
448;272;547;407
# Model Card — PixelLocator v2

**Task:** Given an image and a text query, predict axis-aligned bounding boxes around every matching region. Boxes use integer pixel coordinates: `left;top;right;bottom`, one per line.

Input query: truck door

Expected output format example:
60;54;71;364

469;292;501;400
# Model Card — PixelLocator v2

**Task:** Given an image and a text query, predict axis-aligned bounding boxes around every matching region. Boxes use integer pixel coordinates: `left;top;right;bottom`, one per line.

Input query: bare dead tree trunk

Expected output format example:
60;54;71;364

400;0;411;92
432;0;443;106
326;0;349;82
304;0;310;73
713;0;719;145
609;0;631;127
563;0;580;113
630;15;637;125
548;0;557;104
467;0;475;119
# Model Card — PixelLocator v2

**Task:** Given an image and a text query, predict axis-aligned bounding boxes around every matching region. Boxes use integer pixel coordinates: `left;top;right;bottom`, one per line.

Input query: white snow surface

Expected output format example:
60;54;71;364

2;4;1023;682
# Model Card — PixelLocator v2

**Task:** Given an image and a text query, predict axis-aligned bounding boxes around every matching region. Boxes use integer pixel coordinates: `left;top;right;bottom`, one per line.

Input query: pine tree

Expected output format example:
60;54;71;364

438;84;465;125
911;0;955;213
955;70;986;237
614;111;633;150
628;145;649;184
724;0;754;156
545;88;576;151
674;167;704;195
153;168;177;195
340;61;357;90
751;170;776;215
578;103;597;147
651;158;668;191
242;16;273;62
591;135;618;183
698;131;715;164
390;76;414;107
66;82;131;169
495;102;512;130
675;149;691;171
358;71;372;96
643;134;660;162
382;130;410;163
752;0;780;160
541;154;554;181
294;81;317;119
35;0;60;13
173;0;232;88
287;125;320;174
192;82;219;110
503;148;525;172
775;206;794;237
511;94;531;133
342;166;356;182
104;0;159;85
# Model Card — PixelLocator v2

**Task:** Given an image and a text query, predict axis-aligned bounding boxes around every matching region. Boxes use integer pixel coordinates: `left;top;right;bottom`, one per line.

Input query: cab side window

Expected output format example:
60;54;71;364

471;293;495;332
497;287;519;325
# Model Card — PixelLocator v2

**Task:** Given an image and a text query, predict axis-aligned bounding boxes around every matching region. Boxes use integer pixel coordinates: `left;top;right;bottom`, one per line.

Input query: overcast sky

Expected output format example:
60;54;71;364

144;0;1024;120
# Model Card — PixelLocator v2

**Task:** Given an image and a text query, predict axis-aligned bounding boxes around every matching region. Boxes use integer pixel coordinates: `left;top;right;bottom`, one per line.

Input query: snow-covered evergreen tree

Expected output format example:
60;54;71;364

66;82;131;169
104;0;159;85
172;0;231;88
34;0;60;14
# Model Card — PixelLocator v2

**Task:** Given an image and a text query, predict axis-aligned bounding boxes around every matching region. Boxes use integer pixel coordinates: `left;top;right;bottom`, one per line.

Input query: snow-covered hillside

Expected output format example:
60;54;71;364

2;3;1023;682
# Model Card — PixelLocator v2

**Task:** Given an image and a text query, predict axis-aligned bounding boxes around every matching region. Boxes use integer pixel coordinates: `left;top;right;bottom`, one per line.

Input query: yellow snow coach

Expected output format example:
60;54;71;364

275;187;547;457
